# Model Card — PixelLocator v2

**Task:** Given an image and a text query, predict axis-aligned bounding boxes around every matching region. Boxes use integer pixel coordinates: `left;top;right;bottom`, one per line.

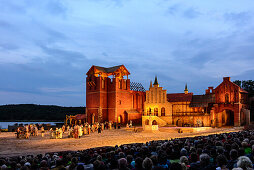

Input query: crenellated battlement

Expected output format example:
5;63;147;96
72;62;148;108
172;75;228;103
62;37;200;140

86;65;145;124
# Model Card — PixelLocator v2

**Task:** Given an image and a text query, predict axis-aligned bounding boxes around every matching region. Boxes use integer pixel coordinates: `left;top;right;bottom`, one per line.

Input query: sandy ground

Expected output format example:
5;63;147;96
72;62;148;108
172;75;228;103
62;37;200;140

0;126;243;157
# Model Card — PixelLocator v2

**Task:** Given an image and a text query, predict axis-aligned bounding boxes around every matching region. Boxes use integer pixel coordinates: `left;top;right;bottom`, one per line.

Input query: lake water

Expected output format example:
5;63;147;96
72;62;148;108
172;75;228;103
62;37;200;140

0;122;64;129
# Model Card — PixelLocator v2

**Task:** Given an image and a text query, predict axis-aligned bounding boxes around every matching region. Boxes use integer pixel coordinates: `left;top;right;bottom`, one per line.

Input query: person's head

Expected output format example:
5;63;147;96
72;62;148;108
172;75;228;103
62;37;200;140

118;158;127;169
190;153;198;163
71;157;78;165
237;156;253;170
142;157;153;170
96;155;102;161
126;155;133;165
93;160;104;170
180;148;188;156
242;142;249;148
230;149;238;160
135;157;143;169
216;154;227;167
150;155;158;166
180;156;188;165
118;152;125;159
200;153;210;167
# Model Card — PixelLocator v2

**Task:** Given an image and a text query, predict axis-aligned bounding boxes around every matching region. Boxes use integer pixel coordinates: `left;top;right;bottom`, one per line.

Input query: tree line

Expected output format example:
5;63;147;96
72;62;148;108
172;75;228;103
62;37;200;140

233;80;254;95
0;104;85;121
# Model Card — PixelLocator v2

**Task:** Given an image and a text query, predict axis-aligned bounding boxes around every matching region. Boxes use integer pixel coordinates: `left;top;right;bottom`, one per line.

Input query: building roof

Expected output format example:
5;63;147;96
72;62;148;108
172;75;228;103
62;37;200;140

86;65;130;77
189;94;215;107
93;65;123;73
75;114;86;120
167;93;193;102
240;88;248;93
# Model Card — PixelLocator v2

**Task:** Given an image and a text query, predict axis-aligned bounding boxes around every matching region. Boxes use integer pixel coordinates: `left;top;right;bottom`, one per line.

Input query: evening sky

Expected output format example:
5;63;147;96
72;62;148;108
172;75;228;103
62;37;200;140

0;0;254;106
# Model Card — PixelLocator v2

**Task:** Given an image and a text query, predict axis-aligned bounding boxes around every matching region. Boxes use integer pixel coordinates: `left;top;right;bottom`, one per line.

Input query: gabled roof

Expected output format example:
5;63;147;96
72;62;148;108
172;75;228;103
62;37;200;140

167;93;193;102
75;114;86;120
240;88;248;93
189;94;215;107
94;65;122;73
86;65;130;77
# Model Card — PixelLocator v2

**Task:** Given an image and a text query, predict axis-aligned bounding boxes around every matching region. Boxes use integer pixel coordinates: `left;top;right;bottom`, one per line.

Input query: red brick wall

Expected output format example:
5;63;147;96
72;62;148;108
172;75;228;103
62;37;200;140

214;77;242;126
86;74;145;124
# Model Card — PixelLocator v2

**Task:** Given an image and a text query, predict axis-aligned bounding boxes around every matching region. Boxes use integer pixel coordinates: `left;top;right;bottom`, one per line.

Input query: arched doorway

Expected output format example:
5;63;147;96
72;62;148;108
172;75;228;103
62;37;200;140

118;115;123;123
176;119;182;127
152;120;157;125
145;119;149;125
222;110;234;126
71;119;75;125
91;113;95;124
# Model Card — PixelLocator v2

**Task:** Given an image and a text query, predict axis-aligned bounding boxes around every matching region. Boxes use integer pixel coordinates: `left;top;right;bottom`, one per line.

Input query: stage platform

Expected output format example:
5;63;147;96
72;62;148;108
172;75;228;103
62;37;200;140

0;126;242;157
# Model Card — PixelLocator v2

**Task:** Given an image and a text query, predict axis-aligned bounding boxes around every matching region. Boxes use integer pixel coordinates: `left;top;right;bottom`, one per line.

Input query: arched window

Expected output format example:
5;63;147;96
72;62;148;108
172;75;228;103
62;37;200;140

225;93;229;103
124;79;127;90
148;108;151;115
102;78;105;89
145;119;149;125
119;79;122;89
154;108;158;116
161;107;165;116
152;120;157;125
151;91;153;103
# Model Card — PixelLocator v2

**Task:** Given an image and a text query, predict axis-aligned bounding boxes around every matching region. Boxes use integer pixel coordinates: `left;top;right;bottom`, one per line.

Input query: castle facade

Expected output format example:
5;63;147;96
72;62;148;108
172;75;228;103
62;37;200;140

86;65;250;127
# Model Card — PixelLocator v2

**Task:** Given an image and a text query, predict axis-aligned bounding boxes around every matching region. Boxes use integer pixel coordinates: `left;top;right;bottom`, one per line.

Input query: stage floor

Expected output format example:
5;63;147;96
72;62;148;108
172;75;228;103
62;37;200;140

0;126;243;157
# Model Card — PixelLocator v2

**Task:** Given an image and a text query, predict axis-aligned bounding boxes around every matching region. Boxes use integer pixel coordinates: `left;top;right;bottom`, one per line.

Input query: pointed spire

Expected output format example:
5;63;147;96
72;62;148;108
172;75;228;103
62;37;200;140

150;80;153;88
184;83;188;94
153;76;158;86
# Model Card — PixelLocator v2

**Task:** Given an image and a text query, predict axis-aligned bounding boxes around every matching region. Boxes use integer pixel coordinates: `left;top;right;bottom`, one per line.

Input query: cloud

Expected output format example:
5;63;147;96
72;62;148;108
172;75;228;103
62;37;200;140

224;12;250;26
39;86;81;93
46;0;67;16
166;4;180;15
1;0;254;106
183;8;200;19
0;43;19;51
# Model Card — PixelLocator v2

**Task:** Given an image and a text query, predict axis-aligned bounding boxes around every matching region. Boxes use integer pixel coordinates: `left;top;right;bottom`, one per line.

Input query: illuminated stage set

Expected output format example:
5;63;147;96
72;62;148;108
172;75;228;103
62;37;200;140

86;65;250;130
0;65;251;157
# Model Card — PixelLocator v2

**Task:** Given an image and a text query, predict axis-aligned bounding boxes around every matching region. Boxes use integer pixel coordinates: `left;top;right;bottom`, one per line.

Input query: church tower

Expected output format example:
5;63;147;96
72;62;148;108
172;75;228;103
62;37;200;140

184;83;188;94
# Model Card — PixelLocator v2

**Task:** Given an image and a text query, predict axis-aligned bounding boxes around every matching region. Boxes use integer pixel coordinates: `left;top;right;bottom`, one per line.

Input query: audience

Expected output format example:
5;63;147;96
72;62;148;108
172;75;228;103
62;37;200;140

1;130;254;169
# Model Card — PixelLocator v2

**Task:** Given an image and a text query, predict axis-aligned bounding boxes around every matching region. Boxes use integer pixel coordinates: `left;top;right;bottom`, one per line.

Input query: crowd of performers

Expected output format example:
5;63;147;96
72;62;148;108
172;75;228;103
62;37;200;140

16;124;43;139
15;121;133;139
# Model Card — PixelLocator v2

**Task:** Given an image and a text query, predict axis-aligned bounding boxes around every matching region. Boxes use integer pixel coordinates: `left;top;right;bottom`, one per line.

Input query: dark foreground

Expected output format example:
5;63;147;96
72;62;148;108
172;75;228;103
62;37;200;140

1;127;254;169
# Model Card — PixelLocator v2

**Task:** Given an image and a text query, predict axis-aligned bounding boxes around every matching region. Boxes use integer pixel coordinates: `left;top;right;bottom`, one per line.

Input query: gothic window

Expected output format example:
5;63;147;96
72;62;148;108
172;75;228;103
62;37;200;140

119;79;122;89
155;88;157;103
151;91;153;103
159;91;161;103
154;108;158;116
102;78;105;89
124;79;127;90
161;107;165;116
148;108;151;115
225;93;229;103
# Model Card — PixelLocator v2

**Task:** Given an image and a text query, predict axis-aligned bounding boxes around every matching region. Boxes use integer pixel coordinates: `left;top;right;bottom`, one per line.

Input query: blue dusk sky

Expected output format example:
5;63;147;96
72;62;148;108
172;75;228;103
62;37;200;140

1;0;254;106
